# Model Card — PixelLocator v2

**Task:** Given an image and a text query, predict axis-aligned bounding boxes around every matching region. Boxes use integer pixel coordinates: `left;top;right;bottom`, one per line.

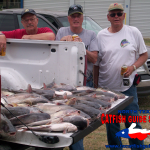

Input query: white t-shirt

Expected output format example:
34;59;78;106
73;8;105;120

95;25;147;92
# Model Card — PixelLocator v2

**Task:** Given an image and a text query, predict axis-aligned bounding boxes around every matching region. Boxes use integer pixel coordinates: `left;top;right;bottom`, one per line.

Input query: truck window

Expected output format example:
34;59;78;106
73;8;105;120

58;16;102;35
40;15;59;29
0;14;15;31
17;15;57;35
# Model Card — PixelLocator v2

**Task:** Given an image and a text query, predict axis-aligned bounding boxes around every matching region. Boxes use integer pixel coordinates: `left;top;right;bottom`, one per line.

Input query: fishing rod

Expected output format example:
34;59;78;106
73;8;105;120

79;70;98;88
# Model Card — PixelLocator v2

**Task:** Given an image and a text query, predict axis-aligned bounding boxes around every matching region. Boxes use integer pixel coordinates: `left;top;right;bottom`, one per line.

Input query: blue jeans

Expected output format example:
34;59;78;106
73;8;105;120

106;84;144;150
86;73;94;88
69;75;94;150
69;139;84;150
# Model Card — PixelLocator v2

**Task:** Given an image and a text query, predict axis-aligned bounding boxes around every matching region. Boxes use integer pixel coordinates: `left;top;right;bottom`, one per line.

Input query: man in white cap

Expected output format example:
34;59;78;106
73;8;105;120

94;3;148;150
0;9;55;53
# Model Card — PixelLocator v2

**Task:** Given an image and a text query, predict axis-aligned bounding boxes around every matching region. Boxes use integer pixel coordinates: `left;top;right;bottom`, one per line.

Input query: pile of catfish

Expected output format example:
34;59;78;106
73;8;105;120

1;81;126;136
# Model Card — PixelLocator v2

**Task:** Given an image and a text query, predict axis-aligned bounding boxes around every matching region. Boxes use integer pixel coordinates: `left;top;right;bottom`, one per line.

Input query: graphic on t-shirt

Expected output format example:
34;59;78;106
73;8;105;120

120;39;130;48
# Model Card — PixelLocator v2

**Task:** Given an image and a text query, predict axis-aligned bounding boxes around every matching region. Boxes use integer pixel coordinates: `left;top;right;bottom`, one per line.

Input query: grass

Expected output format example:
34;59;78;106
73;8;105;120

144;38;150;46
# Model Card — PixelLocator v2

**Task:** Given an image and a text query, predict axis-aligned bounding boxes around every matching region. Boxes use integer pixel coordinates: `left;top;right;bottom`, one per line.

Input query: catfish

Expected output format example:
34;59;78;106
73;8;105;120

0;114;16;135
10;113;50;126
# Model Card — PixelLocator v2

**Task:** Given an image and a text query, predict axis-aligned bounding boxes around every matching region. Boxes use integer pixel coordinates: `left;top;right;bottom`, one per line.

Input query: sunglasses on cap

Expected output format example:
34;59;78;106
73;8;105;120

69;4;83;10
109;12;123;17
68;4;83;16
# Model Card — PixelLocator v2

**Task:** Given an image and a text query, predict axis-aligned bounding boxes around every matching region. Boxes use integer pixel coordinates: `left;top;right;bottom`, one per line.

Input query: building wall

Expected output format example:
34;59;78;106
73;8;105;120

24;0;70;12
23;0;150;38
129;0;150;38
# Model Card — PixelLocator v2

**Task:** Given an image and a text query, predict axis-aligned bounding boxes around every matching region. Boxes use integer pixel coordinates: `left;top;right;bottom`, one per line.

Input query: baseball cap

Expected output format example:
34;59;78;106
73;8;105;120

108;3;124;11
68;4;83;16
21;9;37;18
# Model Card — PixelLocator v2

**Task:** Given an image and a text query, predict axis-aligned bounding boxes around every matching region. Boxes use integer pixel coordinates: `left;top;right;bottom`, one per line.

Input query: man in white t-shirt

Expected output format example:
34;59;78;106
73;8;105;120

94;3;148;150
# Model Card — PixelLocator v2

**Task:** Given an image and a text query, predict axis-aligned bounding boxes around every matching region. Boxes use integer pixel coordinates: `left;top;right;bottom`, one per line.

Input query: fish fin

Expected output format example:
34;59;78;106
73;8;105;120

65;97;76;105
87;119;90;127
26;84;32;93
56;102;63;105
39;110;44;113
48;128;52;132
60;83;66;85
60;118;63;122
63;92;67;99
92;93;96;98
67;110;80;116
24;100;32;106
8;104;15;107
43;83;47;90
53;93;56;98
63;129;67;134
19;127;28;132
11;103;18;107
45;121;51;125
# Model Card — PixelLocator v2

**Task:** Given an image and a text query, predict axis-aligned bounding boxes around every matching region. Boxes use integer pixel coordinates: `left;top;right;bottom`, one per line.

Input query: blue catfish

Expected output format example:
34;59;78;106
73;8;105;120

1;106;41;119
0;114;16;135
10;113;50;126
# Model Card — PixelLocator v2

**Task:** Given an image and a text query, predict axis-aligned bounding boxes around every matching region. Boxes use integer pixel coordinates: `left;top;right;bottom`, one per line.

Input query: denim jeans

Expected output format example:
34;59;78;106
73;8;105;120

69;139;84;150
106;84;144;150
86;73;94;88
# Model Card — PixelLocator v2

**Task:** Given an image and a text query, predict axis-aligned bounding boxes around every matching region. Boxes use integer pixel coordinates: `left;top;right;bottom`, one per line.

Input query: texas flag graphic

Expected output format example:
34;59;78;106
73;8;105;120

116;123;150;141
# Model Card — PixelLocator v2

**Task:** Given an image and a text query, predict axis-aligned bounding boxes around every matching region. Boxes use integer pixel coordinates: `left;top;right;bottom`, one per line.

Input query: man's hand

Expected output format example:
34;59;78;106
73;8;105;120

0;34;6;53
60;35;73;41
124;66;134;77
124;52;148;77
22;33;55;40
74;36;82;42
86;51;98;64
22;35;31;39
60;35;83;42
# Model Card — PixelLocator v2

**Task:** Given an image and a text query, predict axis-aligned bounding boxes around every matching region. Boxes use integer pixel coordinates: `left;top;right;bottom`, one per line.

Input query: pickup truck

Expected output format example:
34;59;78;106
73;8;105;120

0;8;150;97
136;46;150;97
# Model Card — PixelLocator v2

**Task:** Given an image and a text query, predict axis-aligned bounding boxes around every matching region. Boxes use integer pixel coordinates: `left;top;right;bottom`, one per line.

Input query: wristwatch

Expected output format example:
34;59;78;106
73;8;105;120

0;33;4;35
133;65;136;71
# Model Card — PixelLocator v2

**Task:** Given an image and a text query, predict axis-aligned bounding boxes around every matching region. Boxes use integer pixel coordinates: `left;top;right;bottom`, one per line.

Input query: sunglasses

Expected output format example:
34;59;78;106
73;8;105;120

109;12;123;17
